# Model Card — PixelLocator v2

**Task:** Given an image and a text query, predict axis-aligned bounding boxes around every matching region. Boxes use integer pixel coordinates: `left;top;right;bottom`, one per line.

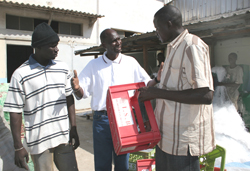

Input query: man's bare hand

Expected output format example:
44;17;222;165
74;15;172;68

157;62;164;82
69;126;80;150
15;148;29;170
138;86;158;101
71;70;80;90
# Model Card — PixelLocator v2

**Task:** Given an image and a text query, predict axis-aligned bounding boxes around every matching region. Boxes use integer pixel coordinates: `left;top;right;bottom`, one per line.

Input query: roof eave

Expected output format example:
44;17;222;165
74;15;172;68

0;0;104;19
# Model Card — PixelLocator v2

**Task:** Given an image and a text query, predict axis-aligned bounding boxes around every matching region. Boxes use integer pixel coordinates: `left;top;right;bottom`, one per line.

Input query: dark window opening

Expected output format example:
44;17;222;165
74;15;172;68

6;15;19;30
7;45;33;82
20;17;33;31
6;14;81;36
34;19;48;29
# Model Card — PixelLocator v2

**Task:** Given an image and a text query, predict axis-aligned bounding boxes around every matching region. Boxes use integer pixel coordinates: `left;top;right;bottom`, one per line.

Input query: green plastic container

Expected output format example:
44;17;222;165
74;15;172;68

199;145;226;171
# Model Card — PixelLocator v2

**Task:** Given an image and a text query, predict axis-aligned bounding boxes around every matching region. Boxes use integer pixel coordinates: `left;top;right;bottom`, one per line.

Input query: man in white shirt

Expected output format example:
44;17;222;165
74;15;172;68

71;29;161;171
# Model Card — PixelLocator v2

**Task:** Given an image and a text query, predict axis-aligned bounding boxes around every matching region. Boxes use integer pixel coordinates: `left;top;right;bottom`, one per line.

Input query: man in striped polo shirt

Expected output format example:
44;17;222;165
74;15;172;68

138;5;215;171
4;22;79;171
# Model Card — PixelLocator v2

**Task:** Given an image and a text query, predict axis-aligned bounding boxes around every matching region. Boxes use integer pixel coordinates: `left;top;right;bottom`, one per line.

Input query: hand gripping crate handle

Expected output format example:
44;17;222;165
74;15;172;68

108;82;146;93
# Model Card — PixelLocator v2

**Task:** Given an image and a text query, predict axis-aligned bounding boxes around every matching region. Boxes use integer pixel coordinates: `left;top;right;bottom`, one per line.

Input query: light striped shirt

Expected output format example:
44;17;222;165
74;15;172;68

4;55;73;155
155;29;215;156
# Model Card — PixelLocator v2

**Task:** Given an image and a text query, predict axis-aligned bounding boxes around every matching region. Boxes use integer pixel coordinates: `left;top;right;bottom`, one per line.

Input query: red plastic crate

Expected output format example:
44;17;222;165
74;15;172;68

106;82;161;155
136;159;155;171
214;167;227;171
200;165;227;171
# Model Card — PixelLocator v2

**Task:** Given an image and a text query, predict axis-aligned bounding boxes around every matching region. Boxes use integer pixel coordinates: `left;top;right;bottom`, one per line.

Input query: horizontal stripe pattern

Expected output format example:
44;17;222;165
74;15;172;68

3;56;72;154
24;99;66;116
25;114;68;131
26;83;66;99
27;130;69;147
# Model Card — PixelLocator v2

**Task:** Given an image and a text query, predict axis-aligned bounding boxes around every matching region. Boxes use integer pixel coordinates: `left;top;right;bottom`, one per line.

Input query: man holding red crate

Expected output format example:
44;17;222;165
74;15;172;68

138;4;215;171
71;29;162;171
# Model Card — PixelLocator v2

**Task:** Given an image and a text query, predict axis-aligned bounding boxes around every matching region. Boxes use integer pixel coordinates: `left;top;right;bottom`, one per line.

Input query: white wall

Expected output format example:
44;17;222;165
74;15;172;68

7;0;164;34
99;0;163;33
57;44;94;110
0;40;6;82
214;37;250;66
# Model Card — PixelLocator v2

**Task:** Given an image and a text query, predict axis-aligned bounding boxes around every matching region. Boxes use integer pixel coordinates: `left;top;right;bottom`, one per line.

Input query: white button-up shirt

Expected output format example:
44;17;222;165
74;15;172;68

78;52;151;111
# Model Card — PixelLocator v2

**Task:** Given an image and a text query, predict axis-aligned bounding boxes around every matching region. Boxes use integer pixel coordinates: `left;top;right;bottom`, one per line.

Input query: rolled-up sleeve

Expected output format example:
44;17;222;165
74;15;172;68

184;44;213;91
4;76;25;113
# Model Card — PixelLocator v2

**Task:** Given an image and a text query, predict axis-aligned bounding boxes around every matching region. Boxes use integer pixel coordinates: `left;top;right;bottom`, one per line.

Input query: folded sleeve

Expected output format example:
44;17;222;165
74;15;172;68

184;44;214;91
3;76;25;113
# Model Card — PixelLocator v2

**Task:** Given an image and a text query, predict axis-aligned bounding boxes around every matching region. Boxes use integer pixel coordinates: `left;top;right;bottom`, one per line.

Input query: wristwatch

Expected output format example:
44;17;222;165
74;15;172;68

154;77;160;83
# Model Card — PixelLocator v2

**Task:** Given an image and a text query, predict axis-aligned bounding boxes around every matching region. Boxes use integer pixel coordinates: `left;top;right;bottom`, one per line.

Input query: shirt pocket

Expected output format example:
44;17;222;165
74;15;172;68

165;67;180;90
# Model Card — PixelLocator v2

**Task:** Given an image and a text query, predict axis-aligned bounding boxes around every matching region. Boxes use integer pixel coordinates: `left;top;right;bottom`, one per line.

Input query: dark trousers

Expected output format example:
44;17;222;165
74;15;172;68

155;145;200;171
93;110;129;171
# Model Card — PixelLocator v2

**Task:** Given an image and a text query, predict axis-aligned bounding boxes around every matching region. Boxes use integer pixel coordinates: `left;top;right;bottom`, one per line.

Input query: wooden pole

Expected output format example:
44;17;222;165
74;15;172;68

143;45;148;73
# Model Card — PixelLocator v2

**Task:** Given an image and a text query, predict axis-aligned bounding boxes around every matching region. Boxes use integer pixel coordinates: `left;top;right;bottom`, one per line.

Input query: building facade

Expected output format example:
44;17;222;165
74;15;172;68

0;0;164;110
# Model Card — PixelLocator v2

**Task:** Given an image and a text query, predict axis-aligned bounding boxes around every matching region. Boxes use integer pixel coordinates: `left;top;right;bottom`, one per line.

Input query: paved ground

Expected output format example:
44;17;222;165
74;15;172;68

73;112;118;171
75;114;95;171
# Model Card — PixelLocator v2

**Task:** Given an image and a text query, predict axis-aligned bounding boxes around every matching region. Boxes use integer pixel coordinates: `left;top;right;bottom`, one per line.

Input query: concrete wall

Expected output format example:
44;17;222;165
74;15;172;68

98;0;163;33
8;0;163;33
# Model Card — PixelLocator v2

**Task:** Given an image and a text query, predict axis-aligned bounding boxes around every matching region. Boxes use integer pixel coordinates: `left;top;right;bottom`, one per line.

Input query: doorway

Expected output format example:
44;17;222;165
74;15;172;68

7;45;33;82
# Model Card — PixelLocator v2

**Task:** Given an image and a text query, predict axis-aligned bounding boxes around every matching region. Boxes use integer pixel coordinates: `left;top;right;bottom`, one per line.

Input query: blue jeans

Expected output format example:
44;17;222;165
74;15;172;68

155;145;200;171
93;111;129;171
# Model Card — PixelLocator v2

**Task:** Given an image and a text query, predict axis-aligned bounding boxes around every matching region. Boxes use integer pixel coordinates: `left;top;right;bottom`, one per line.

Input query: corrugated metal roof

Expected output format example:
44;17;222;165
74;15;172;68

0;0;104;18
172;0;250;23
183;8;250;28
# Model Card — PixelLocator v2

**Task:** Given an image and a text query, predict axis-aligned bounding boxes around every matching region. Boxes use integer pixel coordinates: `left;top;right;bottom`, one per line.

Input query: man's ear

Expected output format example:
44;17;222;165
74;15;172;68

34;47;41;52
167;20;173;28
102;43;106;49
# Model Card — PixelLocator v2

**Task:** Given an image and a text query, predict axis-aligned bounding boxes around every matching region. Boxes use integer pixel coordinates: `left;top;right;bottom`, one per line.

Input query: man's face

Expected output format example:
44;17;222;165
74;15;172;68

102;30;122;54
228;54;237;65
158;56;165;64
40;42;59;60
154;17;172;43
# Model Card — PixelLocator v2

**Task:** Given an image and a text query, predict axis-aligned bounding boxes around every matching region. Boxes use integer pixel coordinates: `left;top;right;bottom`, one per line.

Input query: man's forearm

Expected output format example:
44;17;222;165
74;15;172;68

155;87;213;104
66;95;76;127
218;82;240;87
10;112;23;149
73;87;84;99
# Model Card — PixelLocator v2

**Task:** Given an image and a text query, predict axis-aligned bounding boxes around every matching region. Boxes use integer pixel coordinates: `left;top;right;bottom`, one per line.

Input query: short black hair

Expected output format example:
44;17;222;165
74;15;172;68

228;52;238;59
154;4;182;28
100;29;111;44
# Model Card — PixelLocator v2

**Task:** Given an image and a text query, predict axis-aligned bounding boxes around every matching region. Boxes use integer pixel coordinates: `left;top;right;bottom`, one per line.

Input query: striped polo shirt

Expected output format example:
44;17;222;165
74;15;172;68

155;29;215;156
4;55;73;155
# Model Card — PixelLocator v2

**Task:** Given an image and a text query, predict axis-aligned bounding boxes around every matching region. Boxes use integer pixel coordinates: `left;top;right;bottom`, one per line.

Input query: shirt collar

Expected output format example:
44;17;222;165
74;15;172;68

29;54;56;70
168;29;189;49
102;51;122;64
